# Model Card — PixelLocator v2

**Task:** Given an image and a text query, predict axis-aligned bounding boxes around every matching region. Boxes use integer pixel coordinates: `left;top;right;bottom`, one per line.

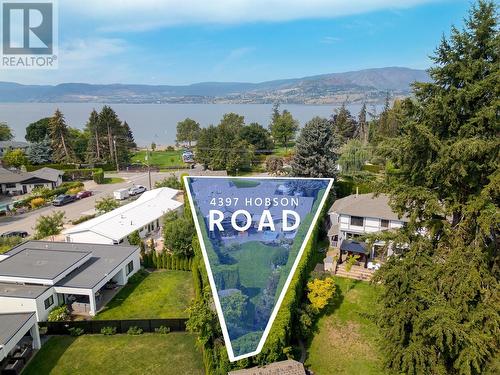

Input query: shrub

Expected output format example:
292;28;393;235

101;326;117;335
68;327;84;337
127;230;141;246
92;168;105;184
155;326;171;334
47;305;70;322
127;326;143;335
71;214;96;225
66;186;83;195
29;197;46;209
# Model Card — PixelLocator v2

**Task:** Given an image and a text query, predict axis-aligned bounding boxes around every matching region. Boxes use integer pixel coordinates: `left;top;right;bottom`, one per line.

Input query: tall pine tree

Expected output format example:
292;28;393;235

375;2;499;374
48;109;74;163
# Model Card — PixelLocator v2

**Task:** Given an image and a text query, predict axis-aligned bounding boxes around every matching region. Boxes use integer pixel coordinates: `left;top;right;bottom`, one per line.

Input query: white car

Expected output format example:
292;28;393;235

129;185;147;196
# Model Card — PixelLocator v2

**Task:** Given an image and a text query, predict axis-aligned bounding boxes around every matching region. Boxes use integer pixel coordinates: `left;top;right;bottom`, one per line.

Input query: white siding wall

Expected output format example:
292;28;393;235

65;231;113;245
0;288;56;321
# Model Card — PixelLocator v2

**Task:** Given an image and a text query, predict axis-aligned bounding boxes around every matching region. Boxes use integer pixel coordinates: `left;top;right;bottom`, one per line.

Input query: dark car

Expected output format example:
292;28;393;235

52;194;76;206
1;231;28;238
76;190;92;199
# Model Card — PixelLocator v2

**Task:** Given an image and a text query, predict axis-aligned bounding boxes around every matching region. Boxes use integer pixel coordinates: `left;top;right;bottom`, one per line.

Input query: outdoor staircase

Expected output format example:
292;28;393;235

334;263;374;281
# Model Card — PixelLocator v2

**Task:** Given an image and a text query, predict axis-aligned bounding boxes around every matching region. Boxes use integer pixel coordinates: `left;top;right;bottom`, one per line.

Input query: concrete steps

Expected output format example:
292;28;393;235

334;263;374;281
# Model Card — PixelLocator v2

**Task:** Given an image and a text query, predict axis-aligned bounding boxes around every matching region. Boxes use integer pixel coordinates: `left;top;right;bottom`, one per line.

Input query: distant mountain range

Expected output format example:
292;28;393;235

0;67;430;105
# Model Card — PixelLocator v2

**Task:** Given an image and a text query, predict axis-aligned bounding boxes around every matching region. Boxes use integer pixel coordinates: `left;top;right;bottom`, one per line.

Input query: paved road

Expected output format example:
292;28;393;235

0;168;227;235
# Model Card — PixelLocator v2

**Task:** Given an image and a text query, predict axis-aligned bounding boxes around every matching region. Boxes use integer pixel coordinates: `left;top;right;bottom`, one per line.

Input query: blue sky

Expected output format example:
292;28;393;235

2;0;472;85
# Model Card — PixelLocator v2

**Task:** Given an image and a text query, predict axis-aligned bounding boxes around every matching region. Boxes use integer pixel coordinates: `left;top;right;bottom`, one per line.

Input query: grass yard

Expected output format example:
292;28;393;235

131;150;184;167
102;177;125;184
97;270;194;319
22;333;203;375
305;277;385;375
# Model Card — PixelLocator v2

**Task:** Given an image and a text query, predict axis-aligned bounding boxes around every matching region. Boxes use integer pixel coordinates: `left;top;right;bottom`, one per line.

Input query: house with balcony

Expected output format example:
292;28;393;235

0;241;140;319
327;193;408;264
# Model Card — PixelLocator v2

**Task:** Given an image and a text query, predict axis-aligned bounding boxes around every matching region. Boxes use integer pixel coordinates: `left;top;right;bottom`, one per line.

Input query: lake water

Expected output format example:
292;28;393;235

0;103;380;146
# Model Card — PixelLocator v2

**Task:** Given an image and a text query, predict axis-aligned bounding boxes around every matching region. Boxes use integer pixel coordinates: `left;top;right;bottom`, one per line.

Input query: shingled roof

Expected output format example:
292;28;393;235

329;193;407;222
228;360;306;375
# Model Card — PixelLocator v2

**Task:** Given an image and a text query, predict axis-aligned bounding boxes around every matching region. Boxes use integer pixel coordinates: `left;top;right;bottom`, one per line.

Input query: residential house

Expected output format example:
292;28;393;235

0;167;63;195
0;141;29;157
0;241;140;319
63;187;183;245
228;359;306;375
327;193;408;260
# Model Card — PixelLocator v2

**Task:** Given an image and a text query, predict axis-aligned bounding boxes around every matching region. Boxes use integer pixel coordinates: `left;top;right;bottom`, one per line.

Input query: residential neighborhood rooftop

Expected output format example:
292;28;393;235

63;187;183;242
228;359;306;375
0;312;35;349
329;193;407;222
0;282;50;299
2;241;139;289
0;166;63;184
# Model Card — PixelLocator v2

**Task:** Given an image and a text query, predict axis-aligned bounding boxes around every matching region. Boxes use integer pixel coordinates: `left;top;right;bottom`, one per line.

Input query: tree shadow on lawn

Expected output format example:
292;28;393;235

23;336;77;375
95;269;149;317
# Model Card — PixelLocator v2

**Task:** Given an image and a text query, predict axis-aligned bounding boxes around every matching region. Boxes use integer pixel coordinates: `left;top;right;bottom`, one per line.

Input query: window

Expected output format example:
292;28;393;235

44;295;54;310
126;260;134;275
350;216;364;227
381;219;389;228
5;183;16;188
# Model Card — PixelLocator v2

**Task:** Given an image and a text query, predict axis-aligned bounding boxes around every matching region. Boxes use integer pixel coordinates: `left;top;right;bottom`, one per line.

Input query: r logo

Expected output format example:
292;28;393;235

2;2;53;55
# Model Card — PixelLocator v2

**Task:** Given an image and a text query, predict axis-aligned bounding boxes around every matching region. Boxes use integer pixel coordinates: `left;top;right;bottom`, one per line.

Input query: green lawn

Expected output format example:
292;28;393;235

305;277;385;375
102;177;125;184
22;333;203;375
97;270;194;319
131;150;184;167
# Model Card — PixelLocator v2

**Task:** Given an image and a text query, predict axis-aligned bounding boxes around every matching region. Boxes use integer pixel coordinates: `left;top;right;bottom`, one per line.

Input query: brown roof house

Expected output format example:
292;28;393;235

228;359;306;375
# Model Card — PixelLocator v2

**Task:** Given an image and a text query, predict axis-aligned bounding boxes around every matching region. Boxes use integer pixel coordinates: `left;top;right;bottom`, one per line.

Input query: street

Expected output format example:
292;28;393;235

0;168;226;235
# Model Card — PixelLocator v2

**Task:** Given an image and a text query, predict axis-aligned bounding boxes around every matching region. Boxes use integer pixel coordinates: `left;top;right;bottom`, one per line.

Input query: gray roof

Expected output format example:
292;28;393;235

329;193;408;222
0;247;91;281
30;167;63;182
4;241;139;289
0;282;50;298
229;360;306;375
0;167;61;184
0;141;29;149
0;312;35;346
340;239;368;254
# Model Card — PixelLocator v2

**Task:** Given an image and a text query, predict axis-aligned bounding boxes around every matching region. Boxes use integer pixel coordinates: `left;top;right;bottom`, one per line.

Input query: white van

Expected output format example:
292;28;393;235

113;188;129;200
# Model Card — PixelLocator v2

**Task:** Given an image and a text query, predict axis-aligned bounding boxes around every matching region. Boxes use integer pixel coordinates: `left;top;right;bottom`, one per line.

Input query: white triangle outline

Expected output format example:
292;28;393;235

184;176;334;362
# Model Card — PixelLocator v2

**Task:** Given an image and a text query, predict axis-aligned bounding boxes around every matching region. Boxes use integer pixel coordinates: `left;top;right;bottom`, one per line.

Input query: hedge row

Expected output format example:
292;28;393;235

334;179;373;198
27;162;116;172
63;168;105;184
142;250;193;271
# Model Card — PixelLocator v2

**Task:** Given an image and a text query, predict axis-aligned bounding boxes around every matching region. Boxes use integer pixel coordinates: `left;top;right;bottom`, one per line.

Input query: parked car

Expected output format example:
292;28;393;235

76;190;92;199
114;188;130;200
128;185;147;196
52;194;76;206
1;230;28;238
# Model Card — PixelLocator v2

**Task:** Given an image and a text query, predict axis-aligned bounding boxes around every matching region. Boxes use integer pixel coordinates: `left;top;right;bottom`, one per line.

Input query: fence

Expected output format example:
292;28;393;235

39;318;187;335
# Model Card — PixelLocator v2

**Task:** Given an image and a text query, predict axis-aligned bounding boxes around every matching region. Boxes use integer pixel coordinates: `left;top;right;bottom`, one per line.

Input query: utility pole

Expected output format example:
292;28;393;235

113;136;119;173
145;147;152;190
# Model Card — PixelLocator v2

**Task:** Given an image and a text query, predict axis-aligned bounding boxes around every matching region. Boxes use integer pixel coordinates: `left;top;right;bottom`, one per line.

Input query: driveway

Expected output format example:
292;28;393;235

0;168;226;235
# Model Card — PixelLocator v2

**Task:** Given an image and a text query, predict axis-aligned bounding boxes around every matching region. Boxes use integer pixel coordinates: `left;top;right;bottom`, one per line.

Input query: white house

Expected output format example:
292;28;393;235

0;241;140;319
327;193;408;259
0;141;29;157
0;167;63;195
63;187;184;245
0;312;41;365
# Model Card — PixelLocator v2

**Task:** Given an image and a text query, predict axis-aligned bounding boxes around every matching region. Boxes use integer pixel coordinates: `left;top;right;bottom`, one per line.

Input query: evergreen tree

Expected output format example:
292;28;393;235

196;125;217;168
85;109;102;162
269;109;299;151
375;2;499;374
27;135;52;164
122;121;136;149
291;117;340;178
331;104;357;143
357;103;368;144
48;109;74;163
98;105;121;163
